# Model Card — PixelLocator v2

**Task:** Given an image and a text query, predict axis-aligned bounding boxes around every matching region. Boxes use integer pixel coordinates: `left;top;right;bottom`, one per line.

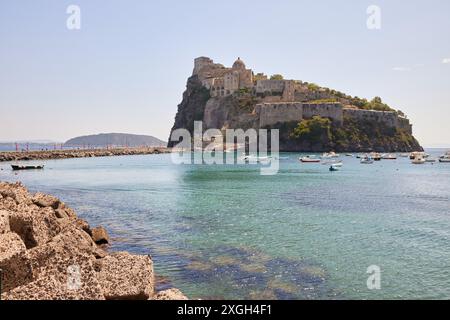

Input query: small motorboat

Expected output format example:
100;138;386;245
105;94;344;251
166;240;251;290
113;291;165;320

322;151;339;159
410;151;425;160
382;154;397;160
322;160;343;166
439;156;450;163
360;156;374;164
370;153;382;161
426;158;437;163
345;153;354;157
412;155;426;164
399;153;409;158
11;165;44;171
329;164;340;171
300;156;321;163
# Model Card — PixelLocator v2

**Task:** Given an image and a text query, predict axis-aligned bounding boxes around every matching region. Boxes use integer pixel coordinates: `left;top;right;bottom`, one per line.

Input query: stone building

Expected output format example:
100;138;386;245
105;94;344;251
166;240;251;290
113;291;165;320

193;57;253;97
192;56;412;132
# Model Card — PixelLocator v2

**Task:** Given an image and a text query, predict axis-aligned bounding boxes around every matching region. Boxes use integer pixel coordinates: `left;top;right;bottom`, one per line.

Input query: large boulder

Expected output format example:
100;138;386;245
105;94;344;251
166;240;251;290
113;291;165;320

0;232;26;262
8;206;62;249
32;192;61;209
1;228;101;298
91;226;109;245
97;252;154;300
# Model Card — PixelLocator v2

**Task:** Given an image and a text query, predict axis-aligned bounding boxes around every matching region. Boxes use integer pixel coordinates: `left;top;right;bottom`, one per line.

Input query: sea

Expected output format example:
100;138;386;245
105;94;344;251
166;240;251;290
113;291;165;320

1;149;449;300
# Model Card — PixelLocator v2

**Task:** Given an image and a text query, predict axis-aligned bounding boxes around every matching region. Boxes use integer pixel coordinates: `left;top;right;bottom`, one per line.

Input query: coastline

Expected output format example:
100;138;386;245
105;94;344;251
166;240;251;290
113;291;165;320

0;147;170;162
0;181;187;300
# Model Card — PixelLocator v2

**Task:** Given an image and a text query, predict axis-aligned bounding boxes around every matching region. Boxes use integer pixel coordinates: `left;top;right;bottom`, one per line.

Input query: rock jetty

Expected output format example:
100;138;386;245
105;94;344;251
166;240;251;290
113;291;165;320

0;147;170;162
0;181;187;300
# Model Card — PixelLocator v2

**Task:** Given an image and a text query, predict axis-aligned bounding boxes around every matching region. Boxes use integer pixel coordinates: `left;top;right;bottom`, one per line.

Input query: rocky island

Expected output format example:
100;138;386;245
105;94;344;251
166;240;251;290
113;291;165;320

0;181;187;300
168;57;422;152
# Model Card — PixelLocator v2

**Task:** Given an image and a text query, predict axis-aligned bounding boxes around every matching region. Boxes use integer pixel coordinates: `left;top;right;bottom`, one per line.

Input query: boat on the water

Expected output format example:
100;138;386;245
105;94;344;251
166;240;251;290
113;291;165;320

382;153;397;160
412;155;426;164
11;165;44;171
300;156;321;163
322;151;339;159
438;151;450;163
370;152;382;161
329;164;340;171
360;155;374;164
410;151;427;160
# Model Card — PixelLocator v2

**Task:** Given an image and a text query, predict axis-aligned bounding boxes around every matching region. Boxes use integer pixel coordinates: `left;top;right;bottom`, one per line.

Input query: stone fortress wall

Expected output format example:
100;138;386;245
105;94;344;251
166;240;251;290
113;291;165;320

194;57;412;133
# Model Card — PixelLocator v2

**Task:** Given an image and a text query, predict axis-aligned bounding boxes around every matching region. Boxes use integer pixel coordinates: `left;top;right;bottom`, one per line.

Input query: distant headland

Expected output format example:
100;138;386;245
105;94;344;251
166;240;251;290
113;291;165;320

65;133;166;148
168;57;423;152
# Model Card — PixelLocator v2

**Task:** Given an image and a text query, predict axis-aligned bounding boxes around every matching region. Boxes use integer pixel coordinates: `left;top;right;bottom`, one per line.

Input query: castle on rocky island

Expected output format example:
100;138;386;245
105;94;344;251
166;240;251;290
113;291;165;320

192;56;412;133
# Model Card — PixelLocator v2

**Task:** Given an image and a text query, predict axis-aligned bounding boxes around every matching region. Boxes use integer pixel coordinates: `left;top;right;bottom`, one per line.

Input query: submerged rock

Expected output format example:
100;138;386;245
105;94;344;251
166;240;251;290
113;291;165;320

154;288;188;300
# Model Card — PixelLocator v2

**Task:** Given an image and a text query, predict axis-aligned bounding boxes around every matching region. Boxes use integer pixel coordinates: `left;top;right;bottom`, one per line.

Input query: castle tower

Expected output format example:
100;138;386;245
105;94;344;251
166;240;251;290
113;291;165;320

193;56;214;75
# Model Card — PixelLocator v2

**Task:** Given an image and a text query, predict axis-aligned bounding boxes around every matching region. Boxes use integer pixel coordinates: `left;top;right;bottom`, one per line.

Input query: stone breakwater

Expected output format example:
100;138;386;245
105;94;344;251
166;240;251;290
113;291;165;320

0;147;170;162
0;181;187;300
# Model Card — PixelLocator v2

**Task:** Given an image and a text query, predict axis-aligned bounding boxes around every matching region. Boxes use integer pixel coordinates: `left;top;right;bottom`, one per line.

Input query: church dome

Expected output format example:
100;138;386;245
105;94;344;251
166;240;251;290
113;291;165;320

232;57;246;70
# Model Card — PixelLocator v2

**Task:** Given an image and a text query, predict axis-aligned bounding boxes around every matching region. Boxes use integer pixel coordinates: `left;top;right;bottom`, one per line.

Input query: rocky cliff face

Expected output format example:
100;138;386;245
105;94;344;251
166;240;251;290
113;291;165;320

167;76;211;147
168;76;423;152
0;182;187;300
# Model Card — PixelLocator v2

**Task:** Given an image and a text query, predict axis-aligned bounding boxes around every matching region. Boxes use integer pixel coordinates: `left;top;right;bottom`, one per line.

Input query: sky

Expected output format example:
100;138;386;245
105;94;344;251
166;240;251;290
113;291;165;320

0;0;449;147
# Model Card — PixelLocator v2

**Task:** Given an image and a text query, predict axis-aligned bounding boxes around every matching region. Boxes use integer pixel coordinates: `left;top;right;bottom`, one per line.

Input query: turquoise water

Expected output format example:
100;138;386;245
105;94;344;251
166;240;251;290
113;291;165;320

1;150;450;299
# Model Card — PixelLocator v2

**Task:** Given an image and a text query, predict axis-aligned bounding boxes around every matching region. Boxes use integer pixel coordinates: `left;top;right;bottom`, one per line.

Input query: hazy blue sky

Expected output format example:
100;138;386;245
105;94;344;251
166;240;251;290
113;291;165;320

1;0;449;146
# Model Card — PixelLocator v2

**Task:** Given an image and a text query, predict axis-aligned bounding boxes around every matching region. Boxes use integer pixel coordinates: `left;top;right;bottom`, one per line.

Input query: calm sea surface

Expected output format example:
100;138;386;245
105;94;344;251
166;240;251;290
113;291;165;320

1;150;449;299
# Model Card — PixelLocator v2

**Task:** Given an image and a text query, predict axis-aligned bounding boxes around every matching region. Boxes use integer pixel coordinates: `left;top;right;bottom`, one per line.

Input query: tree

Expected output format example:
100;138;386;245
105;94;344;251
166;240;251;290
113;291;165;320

270;74;284;80
292;116;332;142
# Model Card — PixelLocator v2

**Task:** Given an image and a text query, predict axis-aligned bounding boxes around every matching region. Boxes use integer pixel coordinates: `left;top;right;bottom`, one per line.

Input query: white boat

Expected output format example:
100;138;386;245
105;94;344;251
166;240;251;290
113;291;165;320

243;155;270;163
438;151;450;163
412;155;426;164
426;158;437;163
410;151;425;160
300;156;321;163
322;160;343;166
399;153;409;158
322;151;339;159
382;153;397;160
360;155;374;164
345;153;354;157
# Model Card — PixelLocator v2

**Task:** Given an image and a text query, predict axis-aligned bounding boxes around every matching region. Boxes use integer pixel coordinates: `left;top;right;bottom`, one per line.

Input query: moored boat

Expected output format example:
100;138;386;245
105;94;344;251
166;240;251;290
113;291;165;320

11;165;45;171
300;156;321;163
322;151;339;159
360;155;374;164
412;155;426;164
382;153;397;160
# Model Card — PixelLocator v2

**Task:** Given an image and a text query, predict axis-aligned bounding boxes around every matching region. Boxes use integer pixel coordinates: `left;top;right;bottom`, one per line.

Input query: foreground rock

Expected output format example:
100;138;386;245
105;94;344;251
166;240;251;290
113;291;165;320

0;181;187;300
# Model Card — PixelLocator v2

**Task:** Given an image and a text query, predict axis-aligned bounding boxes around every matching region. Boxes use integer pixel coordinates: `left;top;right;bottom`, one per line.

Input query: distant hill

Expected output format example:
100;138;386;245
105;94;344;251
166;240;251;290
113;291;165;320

65;133;166;147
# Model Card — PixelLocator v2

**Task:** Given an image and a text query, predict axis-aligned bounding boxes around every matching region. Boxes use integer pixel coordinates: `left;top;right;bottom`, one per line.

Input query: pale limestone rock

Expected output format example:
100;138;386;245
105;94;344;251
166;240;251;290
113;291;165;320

97;252;154;300
32;192;61;209
154;288;188;300
91;226;109;244
0;232;26;262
